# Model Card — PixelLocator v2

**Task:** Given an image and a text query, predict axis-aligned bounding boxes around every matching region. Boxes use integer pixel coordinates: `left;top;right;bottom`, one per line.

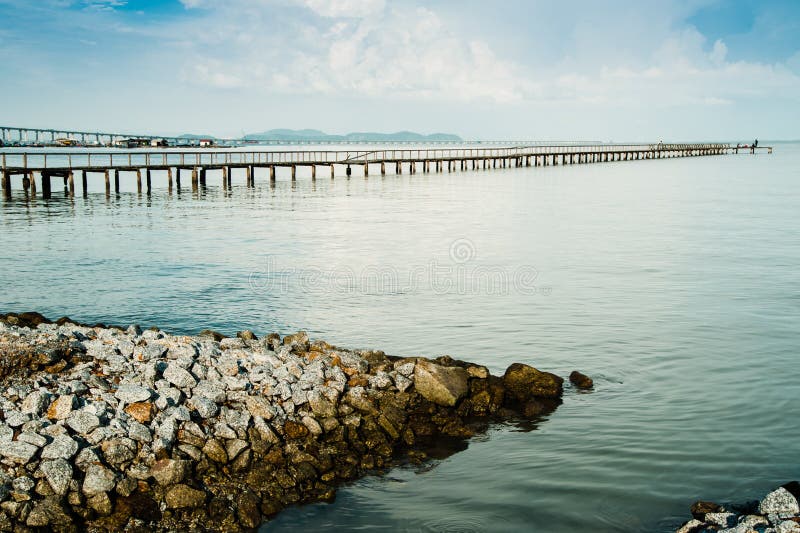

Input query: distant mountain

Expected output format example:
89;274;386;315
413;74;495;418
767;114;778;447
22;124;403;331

242;129;462;142
178;134;217;140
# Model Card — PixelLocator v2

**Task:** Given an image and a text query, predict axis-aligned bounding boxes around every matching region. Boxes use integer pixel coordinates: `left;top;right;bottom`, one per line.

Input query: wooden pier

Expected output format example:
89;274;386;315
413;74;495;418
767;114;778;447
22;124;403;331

0;143;770;198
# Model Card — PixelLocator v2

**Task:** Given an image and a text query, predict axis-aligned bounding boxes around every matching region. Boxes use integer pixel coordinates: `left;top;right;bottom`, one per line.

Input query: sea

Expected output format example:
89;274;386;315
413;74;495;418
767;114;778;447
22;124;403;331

1;142;798;532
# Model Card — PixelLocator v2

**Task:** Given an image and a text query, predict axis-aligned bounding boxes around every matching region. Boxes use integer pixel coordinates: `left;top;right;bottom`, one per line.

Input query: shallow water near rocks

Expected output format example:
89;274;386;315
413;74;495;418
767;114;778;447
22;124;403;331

2;143;799;532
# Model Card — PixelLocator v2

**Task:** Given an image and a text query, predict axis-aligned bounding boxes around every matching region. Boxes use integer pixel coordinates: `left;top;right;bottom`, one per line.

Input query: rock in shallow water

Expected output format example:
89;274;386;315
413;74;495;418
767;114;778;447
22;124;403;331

413;360;468;407
503;362;564;401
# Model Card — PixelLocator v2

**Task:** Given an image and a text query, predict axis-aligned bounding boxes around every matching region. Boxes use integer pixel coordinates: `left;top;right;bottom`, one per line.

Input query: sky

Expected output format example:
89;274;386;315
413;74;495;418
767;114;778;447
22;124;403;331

0;0;798;140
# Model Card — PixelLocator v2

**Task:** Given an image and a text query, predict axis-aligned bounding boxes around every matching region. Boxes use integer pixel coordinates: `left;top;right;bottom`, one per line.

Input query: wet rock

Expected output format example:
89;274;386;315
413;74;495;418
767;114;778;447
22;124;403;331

237;330;258;341
165;484;206;509
25;497;72;528
283;420;309;439
198;329;225;342
413;361;468;407
202;439;228;464
502;363;563;401
690;500;724;519
569;370;594;389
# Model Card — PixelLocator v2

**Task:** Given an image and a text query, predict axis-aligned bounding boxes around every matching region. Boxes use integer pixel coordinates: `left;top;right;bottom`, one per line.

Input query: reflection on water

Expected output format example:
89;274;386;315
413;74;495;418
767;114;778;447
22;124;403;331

2;145;800;532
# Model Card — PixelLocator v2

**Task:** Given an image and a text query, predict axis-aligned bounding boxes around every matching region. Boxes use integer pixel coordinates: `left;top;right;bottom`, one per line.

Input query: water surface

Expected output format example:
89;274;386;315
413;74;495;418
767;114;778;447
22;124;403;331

2;144;798;532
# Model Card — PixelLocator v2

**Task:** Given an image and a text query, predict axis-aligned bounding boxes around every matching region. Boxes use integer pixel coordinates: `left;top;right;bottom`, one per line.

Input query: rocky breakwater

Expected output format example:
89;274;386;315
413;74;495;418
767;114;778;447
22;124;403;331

0;312;586;531
676;482;800;533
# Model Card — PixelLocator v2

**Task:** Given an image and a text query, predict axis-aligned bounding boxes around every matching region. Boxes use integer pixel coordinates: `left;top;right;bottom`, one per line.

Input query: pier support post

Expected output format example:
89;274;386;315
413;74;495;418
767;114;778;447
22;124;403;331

22;174;29;191
104;170;110;195
146;169;152;194
200;168;207;186
81;171;88;196
363;163;368;177
291;165;296;181
346;165;351;177
396;162;401;174
176;168;182;189
331;165;335;179
29;172;36;196
67;172;75;196
411;162;416;174
311;165;316;180
1;171;10;197
42;173;51;199
167;168;173;191
381;162;386;175
115;170;120;192
270;166;276;182
136;169;142;193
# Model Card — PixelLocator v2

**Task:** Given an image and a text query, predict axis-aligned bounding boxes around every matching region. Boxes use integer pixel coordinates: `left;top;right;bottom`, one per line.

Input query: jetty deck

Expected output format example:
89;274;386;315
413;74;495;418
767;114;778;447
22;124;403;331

0;143;772;198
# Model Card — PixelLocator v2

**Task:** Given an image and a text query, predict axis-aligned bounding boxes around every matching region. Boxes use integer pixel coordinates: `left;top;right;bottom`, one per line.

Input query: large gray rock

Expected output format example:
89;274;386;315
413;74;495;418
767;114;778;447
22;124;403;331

244;396;276;420
163;364;197;389
82;464;116;496
20;391;48;417
186;395;219;418
413;361;469;407
40;434;79;460
66;411;101;435
40;459;72;496
308;390;337;418
759;487;800;515
115;384;152;404
0;441;37;464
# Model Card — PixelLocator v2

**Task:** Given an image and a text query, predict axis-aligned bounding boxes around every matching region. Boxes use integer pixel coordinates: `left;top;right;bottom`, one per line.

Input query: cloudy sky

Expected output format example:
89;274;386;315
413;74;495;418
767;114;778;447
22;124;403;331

1;0;798;140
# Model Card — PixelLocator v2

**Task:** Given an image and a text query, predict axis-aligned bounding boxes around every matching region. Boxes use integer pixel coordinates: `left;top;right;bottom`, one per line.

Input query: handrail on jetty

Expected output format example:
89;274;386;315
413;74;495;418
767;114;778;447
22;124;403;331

0;142;772;199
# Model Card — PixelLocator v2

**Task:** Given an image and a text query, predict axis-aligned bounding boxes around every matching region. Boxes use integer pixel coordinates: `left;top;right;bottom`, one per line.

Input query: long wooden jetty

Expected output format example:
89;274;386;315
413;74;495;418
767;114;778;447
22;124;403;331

0;143;771;198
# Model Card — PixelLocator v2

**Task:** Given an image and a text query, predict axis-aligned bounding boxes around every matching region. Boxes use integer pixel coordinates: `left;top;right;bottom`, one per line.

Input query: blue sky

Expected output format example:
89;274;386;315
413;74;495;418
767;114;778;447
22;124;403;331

0;0;798;140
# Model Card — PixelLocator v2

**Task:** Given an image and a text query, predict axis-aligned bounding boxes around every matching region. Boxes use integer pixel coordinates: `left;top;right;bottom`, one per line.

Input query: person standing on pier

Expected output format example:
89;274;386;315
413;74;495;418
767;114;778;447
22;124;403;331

751;139;758;154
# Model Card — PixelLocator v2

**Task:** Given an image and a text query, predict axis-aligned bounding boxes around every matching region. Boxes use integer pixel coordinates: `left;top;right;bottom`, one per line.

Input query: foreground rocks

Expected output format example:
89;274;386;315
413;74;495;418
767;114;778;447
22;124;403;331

0;312;589;531
677;483;800;533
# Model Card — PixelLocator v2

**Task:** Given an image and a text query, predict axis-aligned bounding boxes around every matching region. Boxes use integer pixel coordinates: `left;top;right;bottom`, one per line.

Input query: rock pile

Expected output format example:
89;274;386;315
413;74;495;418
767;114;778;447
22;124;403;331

0;312;585;531
677;483;800;533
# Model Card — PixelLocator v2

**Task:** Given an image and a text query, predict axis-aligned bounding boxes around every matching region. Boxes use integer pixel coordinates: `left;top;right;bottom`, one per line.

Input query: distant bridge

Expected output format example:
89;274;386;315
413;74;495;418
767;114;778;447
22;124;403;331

0;125;608;147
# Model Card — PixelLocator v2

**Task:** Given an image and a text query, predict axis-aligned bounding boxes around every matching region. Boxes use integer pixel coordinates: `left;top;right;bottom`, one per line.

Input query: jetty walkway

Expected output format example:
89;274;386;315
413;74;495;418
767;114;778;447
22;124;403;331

0;143;771;198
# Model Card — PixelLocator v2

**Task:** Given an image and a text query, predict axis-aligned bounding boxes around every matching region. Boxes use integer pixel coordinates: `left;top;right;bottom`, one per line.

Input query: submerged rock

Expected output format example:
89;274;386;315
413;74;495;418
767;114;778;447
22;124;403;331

569;370;594;389
502;363;563;401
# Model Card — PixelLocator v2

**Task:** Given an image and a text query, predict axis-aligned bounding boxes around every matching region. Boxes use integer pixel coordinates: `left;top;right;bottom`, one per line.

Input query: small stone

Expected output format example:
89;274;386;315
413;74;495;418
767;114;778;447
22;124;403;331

25;497;72;527
125;402;155;424
467;365;489;379
394;374;413;392
46;394;77;420
82;464;116;496
115;384;152;404
569;370;594;389
66;411;101;435
413;360;469;407
301;416;322;436
149;459;189;485
676;519;705;533
163;364;197;389
100;437;137;465
193;380;226;403
308;390;337;418
17;432;47;448
187;395;219;418
3;410;29;428
165;484;206;509
216;355;240;376
283;420;309;439
760;487;800;515
690;500;724;519
395;361;415;376
128;421;152;443
40;459;72;496
704;512;736;528
202;439;228;463
41;434;79;460
20;391;48;416
237;330;257;341
244;396;276;420
225;439;249;461
87;492;113;515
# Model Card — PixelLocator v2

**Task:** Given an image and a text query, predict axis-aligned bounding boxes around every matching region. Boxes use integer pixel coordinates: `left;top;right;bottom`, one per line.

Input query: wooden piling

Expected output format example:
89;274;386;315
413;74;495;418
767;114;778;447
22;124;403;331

270;166;276;182
1;171;10;196
167;168;173;190
291;165;296;181
330;165;335;179
81;171;88;196
146;169;152;194
381;162;386;175
29;172;36;195
364;163;368;177
176;168;182;189
42;173;51;199
311;165;316;180
136;169;142;193
346;165;351;177
104;170;110;195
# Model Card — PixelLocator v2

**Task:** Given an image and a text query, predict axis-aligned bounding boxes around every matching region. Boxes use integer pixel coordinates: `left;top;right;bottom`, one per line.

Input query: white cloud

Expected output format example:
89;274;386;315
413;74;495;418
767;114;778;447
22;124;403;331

301;0;384;18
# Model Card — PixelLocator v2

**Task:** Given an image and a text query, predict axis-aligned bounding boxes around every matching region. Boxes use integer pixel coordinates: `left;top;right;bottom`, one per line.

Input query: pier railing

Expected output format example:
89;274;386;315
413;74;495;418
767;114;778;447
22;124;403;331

0;143;731;170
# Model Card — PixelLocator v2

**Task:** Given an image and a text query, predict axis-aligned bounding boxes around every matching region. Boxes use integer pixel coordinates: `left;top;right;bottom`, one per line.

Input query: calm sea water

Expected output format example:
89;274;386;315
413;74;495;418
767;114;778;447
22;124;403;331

2;143;798;532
